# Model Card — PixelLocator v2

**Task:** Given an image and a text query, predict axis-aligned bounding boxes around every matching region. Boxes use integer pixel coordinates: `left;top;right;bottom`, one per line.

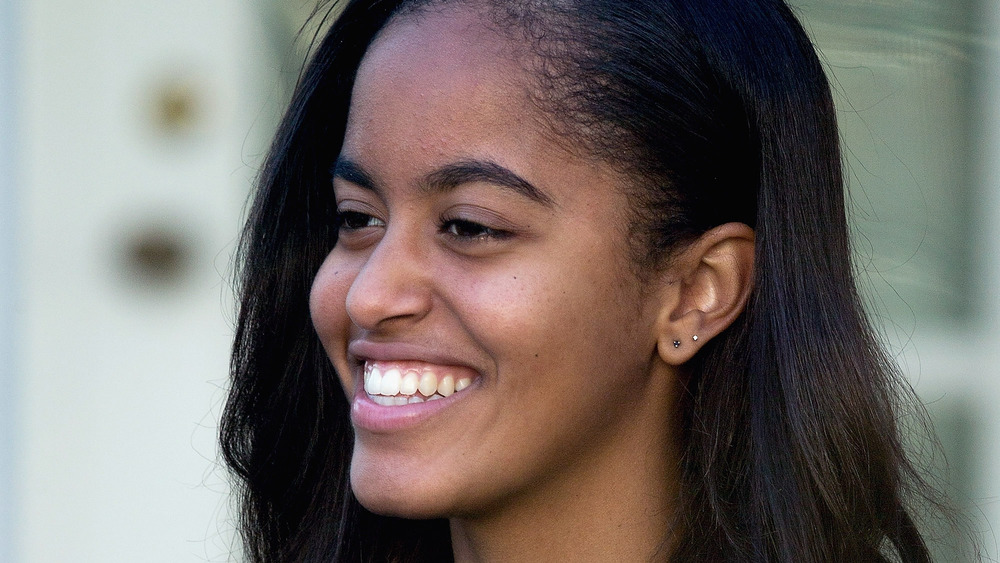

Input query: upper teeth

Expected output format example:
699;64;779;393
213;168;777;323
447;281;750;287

364;363;473;403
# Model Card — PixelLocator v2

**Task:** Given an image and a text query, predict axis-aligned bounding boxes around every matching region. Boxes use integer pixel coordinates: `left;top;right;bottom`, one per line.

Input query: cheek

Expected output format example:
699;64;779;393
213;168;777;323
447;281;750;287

439;254;656;489
309;255;356;383
452;251;646;370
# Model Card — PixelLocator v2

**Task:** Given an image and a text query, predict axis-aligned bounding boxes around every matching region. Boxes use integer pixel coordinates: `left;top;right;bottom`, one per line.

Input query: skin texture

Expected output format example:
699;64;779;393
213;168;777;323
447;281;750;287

308;5;754;561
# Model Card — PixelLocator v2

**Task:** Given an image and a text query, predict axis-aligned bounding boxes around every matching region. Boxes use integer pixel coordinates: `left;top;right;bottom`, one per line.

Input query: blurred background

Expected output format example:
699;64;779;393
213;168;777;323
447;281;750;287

0;0;998;560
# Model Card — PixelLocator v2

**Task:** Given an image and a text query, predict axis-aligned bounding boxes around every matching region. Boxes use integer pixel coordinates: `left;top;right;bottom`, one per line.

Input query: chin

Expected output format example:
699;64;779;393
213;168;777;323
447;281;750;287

349;450;455;519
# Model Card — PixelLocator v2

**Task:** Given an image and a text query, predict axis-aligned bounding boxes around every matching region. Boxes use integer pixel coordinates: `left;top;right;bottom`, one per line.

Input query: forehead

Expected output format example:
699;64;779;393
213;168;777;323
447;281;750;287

365;5;520;83
343;6;537;159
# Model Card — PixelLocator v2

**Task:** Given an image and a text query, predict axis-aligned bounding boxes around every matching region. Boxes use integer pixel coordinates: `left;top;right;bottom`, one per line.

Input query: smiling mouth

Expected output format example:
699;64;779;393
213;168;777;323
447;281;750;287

363;361;475;406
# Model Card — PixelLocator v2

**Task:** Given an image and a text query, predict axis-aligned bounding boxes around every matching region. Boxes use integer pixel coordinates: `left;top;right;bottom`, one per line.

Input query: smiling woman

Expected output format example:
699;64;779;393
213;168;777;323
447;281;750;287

221;0;973;561
311;12;705;545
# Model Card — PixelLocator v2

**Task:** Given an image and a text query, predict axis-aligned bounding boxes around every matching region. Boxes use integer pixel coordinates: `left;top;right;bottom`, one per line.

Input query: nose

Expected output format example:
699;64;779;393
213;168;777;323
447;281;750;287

345;227;434;331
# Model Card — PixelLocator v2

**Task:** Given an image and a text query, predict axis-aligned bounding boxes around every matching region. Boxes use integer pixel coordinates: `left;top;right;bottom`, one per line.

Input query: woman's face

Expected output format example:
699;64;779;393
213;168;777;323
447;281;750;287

310;7;675;520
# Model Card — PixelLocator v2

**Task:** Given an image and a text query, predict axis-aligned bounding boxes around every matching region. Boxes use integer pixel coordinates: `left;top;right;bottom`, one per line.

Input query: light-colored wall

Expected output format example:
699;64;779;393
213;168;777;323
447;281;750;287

973;0;1000;546
6;0;284;560
1;0;20;561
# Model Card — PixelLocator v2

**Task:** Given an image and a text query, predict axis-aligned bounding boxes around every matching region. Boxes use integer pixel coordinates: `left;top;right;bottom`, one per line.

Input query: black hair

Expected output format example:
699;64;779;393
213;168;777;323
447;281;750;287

221;0;970;560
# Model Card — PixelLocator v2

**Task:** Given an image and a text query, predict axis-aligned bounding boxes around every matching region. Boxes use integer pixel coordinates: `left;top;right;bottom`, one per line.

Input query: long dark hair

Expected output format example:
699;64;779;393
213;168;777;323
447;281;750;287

221;0;958;560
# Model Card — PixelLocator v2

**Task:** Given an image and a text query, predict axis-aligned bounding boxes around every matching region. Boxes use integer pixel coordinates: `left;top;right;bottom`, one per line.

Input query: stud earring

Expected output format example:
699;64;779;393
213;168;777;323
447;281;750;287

692;335;699;342
672;340;681;348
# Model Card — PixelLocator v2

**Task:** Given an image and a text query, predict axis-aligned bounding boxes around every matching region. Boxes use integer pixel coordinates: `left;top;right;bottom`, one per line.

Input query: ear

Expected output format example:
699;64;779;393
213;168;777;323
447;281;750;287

654;222;754;365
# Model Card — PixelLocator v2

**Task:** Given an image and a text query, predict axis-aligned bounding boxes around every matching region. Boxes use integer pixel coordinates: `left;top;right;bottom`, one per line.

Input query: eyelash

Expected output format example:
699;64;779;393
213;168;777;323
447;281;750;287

440;218;511;241
336;210;384;231
335;210;511;242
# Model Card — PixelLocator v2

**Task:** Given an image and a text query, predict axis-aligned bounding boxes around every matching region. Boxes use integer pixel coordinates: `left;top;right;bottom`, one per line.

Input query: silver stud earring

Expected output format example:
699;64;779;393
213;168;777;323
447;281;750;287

672;340;681;348
692;335;699;342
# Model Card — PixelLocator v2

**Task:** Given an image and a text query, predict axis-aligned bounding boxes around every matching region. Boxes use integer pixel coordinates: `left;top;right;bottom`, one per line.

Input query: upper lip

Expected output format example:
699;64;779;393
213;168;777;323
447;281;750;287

347;339;479;372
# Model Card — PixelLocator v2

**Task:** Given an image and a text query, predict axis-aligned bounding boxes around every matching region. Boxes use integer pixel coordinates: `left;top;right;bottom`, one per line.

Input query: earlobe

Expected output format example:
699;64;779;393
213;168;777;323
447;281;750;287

655;222;755;365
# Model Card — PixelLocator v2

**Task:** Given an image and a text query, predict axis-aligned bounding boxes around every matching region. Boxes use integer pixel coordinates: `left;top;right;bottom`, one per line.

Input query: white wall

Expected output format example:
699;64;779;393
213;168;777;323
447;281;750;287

972;0;1000;553
10;0;284;560
1;0;20;560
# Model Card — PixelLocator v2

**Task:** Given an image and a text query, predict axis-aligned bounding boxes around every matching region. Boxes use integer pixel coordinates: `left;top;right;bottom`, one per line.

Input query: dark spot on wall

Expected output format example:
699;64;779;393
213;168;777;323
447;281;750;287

118;224;194;289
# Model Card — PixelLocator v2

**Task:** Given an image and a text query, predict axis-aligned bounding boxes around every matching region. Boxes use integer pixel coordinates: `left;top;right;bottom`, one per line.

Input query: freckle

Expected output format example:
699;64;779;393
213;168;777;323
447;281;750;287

534;353;539;358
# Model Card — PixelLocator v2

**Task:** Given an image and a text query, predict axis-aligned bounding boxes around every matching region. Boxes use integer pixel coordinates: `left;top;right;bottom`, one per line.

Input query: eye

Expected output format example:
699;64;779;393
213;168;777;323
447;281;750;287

441;219;511;241
337;210;385;231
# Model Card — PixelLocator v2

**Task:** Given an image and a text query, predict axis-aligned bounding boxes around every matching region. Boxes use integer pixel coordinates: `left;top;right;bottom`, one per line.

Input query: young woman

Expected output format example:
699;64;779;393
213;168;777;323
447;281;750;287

221;0;964;560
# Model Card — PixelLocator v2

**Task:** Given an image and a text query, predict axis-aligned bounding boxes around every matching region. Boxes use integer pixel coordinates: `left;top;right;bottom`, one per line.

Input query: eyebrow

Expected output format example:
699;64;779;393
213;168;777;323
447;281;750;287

423;160;555;207
332;157;555;207
331;158;378;192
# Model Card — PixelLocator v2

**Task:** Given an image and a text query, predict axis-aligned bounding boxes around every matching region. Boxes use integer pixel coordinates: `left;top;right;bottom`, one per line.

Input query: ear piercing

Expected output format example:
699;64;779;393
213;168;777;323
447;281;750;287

673;335;700;348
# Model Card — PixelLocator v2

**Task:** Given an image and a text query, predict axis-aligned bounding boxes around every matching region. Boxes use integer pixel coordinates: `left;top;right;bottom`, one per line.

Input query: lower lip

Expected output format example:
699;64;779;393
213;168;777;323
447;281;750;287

350;387;474;433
